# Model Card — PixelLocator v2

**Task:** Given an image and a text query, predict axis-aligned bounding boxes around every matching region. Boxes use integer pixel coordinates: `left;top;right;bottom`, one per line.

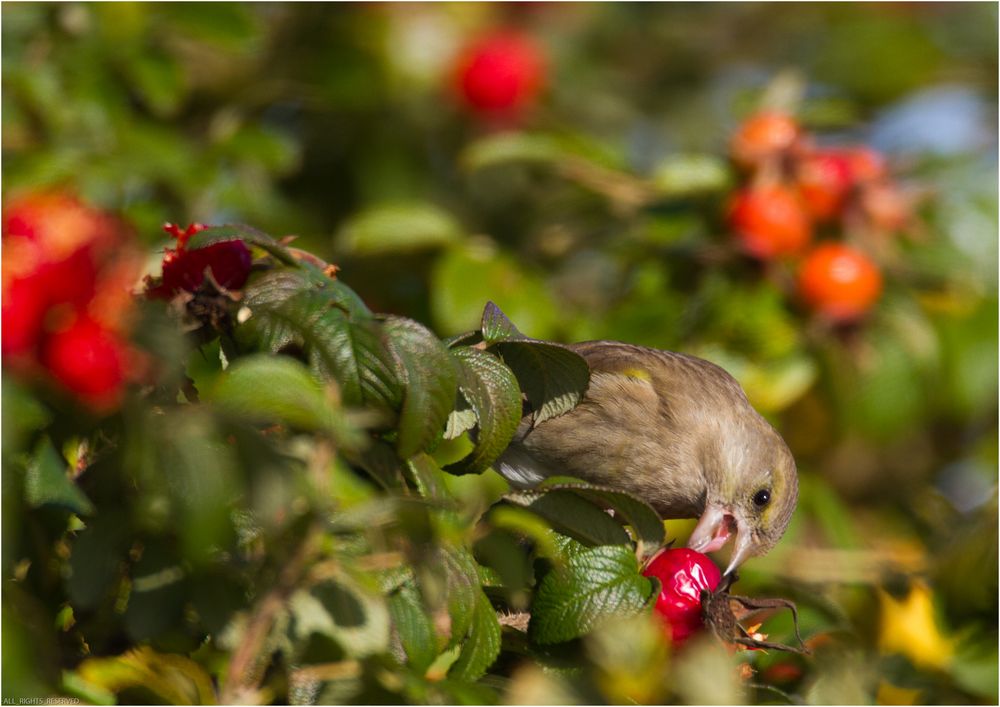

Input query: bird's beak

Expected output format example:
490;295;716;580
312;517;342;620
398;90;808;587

723;527;754;577
687;503;755;576
687;503;737;554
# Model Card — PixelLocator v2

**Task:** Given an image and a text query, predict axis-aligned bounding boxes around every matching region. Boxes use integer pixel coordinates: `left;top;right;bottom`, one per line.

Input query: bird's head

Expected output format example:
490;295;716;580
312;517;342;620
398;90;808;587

687;418;798;576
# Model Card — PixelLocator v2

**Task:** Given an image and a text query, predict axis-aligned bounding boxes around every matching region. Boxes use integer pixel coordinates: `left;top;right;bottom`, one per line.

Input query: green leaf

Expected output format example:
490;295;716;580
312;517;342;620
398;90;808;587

75;647;217;705
209;354;363;448
336;202;463;256
67;512;130;610
505;490;631;547
1;378;50;452
430;243;559;338
439;547;481;647
123;51;184;118
537;478;665;560
406;453;452;502
529;544;653;645
494;343;589;426
460;132;567;172
382;316;458;459
24;437;94;515
649;154;732;197
449;590;501;681
185;223;298;266
480;301;527;344
388;581;438;673
444;347;522;476
475;302;591;425
237;284;399;412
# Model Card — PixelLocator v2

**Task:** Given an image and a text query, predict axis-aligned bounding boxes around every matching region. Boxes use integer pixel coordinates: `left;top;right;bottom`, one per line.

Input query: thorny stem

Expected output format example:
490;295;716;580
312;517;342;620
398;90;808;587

221;523;324;703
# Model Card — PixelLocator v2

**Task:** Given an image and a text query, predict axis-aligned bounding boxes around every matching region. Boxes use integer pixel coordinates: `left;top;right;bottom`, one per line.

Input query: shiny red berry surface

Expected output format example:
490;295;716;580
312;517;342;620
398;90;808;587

797;243;883;321
642;548;722;645
454;31;545;114
728;186;812;259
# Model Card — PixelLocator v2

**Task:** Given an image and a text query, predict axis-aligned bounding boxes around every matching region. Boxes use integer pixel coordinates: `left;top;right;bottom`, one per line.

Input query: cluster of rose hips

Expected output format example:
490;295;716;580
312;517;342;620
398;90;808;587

2;193;143;412
727;111;908;322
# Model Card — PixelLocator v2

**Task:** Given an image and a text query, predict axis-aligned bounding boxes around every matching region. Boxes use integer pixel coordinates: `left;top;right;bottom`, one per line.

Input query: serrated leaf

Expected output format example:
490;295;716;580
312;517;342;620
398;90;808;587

243;268;372;321
529;544;653;645
336;202;463;256
505;490;630;547
382;316;457;459
406;453;452;501
538;478;665;560
24;437;94;515
387;582;438;673
495;342;590;425
75;647;217;705
209;354;363;448
476;302;590;425
449;590;501;681
444;347;522;476
237;286;400;412
185;223;298;266
439;547;480;647
481;301;526;344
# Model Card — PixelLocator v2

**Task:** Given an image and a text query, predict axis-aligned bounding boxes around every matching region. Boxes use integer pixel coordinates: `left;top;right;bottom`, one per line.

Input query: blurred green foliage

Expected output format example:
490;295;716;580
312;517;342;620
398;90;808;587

3;2;998;705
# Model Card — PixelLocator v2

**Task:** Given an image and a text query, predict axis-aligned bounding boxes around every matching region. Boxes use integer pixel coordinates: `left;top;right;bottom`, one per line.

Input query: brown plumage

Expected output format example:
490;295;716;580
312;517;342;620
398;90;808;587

496;341;798;574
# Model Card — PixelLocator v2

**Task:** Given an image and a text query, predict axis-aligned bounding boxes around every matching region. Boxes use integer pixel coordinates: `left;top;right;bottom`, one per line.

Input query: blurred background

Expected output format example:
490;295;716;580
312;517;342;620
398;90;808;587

3;2;997;703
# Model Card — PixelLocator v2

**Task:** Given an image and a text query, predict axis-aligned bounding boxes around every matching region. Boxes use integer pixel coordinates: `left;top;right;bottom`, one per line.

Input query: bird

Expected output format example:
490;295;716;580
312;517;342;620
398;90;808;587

496;340;798;575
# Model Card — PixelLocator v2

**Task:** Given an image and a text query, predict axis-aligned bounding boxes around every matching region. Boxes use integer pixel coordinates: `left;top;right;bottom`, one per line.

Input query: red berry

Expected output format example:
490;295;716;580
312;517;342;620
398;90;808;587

454;31;545;114
2;275;48;357
861;182;909;233
728;186;812;259
642;548;721;646
730;112;800;168
147;223;252;298
41;314;129;410
797;243;883;321
797;150;854;221
159;242;252;294
843;147;887;184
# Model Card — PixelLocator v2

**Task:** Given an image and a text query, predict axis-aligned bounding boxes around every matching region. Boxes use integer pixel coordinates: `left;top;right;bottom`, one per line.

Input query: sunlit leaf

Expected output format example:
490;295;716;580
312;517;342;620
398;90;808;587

24;437;94;515
336;202;463;256
449;590;501;681
76;647;217;705
529;544;653;644
444;347;522;476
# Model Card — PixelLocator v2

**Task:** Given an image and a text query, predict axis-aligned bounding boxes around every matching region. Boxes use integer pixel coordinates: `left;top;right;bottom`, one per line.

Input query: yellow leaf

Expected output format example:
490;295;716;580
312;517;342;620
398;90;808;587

76;646;217;705
876;680;923;705
877;581;953;671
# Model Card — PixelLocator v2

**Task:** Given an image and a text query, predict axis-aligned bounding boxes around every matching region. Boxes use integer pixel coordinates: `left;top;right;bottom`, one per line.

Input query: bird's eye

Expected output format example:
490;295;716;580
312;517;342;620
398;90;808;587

752;489;771;507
